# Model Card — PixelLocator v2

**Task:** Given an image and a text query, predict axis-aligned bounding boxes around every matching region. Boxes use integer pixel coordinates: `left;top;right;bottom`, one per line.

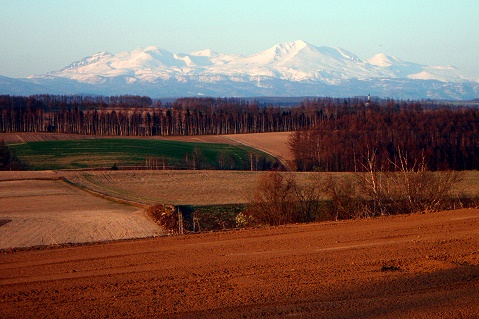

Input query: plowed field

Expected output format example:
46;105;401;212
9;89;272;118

1;208;479;318
0;173;164;249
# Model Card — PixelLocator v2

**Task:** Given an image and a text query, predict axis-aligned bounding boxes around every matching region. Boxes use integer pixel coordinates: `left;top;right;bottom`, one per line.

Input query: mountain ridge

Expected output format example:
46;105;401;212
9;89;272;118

1;40;478;99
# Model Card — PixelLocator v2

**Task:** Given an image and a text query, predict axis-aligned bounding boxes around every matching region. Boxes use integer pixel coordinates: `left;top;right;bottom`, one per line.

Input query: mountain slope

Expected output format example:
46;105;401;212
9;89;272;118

2;40;478;99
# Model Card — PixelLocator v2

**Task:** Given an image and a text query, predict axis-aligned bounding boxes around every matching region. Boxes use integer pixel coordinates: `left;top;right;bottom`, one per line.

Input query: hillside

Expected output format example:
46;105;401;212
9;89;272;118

0;172;163;249
7;138;278;171
1;132;293;170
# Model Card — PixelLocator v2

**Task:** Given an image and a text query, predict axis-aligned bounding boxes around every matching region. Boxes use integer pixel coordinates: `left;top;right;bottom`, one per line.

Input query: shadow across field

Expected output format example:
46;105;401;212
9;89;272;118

0;219;12;227
184;264;479;318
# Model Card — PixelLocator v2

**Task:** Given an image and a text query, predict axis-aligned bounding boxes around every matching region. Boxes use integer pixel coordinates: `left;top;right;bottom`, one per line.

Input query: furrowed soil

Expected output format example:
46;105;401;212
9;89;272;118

0;171;164;249
1;208;479;318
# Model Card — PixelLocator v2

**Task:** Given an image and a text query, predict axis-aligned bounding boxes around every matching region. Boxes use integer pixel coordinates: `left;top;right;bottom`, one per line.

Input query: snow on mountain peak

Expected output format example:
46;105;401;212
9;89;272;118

277;40;309;51
270;40;312;56
143;45;161;52
93;51;113;59
59;51;113;72
38;40;476;94
332;47;361;62
189;48;219;57
243;40;315;67
430;64;458;71
367;53;404;67
10;39;479;99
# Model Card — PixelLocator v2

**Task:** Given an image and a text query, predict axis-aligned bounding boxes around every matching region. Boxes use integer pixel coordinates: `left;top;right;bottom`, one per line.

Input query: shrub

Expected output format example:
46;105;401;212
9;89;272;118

190;204;246;231
247;172;324;226
320;175;362;220
247;152;467;228
0;140;27;170
146;204;181;234
247;172;298;226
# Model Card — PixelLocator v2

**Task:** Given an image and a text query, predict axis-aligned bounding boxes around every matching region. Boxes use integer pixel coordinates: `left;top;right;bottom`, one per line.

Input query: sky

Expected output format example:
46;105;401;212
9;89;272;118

1;0;478;79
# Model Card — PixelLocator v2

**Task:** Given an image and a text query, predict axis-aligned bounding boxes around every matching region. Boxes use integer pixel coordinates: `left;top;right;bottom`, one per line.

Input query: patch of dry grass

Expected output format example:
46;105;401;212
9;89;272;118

64;170;263;206
63;170;479;207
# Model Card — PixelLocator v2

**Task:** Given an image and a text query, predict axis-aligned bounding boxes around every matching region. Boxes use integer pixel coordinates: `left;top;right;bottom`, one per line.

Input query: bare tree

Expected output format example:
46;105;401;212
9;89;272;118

247;172;324;225
247;172;298;226
358;147;463;215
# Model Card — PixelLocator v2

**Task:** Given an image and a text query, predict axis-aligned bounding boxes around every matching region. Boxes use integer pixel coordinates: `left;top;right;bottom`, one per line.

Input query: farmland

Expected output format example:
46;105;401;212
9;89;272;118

223;132;293;168
8;137;277;170
64;170;261;206
2;169;478;249
0;131;294;250
0;172;163;250
2;207;479;318
2;131;479;318
63;169;479;206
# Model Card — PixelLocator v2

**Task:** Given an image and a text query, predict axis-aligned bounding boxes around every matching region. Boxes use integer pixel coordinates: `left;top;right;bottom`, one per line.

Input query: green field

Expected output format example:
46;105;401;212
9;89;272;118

9;138;278;170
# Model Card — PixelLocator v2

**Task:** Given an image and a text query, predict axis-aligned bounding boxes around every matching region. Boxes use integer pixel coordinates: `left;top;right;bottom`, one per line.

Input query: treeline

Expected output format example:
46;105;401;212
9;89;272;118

2;95;478;171
1;95;317;135
0;94;467;138
290;100;479;171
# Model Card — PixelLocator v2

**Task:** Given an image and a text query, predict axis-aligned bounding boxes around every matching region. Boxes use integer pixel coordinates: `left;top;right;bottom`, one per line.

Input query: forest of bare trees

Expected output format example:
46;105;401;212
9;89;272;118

1;94;478;171
0;95;318;136
289;100;479;171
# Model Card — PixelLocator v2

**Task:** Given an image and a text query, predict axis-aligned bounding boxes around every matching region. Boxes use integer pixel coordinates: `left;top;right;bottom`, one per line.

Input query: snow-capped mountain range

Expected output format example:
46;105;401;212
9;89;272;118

2;40;478;99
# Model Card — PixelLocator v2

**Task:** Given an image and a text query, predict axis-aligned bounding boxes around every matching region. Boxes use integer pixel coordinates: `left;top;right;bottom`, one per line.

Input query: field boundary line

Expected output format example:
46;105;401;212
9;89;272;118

223;136;292;171
60;177;149;209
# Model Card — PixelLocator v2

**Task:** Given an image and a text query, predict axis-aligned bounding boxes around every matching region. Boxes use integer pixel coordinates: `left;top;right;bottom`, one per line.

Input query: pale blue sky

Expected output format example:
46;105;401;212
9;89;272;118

1;0;478;78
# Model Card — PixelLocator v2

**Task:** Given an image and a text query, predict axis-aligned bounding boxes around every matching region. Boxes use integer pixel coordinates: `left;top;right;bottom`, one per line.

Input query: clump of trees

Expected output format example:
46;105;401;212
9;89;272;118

289;101;479;171
355;150;464;216
3;95;477;172
147;203;247;234
146;204;184;235
147;154;474;233
4;94;476;171
245;153;472;227
0;140;26;170
246;172;324;225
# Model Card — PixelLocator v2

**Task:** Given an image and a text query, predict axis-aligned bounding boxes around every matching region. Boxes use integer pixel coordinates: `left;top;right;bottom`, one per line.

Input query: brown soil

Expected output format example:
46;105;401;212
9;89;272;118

0;132;237;145
223;131;293;161
0;132;115;144
1;208;479;318
0;174;164;249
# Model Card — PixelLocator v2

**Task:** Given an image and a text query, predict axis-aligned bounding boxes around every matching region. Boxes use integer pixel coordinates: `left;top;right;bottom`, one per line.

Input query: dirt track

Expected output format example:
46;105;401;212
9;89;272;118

1;208;479;318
